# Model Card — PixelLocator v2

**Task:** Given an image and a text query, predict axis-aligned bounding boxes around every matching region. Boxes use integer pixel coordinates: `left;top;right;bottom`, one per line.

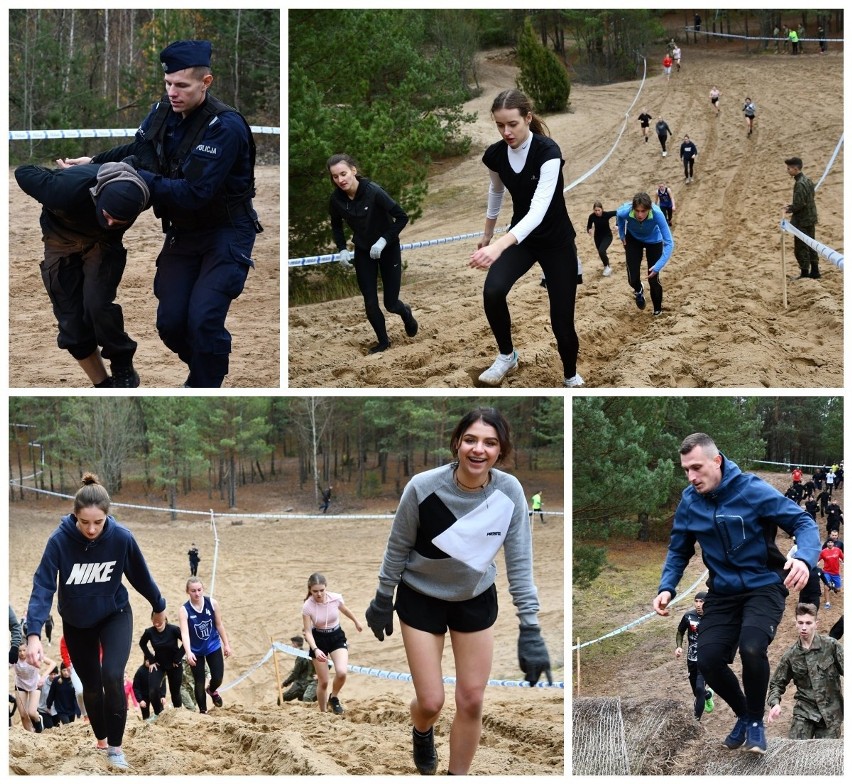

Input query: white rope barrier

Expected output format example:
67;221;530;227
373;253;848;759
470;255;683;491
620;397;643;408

217;642;563;692
779;220;844;270
10;126;279;140
814;133;844;191
571;570;709;651
683;27;844;43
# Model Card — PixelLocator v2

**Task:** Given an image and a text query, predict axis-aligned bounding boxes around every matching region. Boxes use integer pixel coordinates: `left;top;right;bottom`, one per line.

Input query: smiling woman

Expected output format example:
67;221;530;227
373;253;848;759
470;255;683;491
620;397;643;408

364;406;552;775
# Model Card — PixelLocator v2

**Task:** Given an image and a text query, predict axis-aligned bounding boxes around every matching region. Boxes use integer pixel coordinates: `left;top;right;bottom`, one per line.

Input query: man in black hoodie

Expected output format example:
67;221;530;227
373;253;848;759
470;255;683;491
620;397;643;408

15;161;149;387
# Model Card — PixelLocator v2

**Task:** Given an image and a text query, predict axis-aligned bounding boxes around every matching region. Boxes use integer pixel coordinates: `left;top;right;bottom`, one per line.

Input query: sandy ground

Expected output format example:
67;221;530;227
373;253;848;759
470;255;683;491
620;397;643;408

9;166;280;389
8;472;564;775
574;474;844;749
288;48;843;388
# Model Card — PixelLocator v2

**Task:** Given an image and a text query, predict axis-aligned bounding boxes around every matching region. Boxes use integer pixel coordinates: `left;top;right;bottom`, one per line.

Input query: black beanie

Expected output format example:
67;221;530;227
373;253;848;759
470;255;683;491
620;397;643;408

96;180;147;229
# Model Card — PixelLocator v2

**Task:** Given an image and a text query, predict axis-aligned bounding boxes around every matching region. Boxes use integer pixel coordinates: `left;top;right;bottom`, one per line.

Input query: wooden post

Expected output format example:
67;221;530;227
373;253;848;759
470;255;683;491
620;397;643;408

576;638;581;696
269;632;284;707
780;213;789;309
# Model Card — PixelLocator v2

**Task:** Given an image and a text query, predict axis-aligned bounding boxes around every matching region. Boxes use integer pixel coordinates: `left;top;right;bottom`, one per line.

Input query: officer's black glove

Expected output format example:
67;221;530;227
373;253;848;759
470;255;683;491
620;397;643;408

365;591;394;641
518;625;552;686
9;646;18;665
121;155;140;169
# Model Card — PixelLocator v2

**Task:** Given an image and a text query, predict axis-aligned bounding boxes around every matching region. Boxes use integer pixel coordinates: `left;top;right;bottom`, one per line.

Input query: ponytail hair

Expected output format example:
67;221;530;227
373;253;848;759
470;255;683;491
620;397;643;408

74;472;111;514
490;89;550;137
305;572;327;600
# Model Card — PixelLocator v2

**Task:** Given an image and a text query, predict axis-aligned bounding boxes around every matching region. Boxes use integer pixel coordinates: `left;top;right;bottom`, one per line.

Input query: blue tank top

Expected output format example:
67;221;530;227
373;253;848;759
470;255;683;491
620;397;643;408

183;596;222;656
657;187;673;209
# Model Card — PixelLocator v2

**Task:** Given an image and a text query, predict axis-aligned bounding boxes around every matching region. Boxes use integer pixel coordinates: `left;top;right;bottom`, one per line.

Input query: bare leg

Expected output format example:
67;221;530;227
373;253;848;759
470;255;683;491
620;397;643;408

400;622;446;731
328;648;349;700
312;656;331;712
447;626;494;775
77;350;109;385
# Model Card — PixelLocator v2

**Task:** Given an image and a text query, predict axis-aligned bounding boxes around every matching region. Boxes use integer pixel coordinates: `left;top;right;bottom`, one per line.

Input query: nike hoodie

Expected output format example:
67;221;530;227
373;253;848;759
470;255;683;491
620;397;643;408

26;514;165;637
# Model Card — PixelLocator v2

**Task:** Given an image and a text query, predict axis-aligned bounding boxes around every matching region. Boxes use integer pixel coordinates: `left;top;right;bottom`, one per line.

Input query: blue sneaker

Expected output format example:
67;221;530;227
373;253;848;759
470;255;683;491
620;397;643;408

634;286;646;310
722;716;749;749
745;720;767;754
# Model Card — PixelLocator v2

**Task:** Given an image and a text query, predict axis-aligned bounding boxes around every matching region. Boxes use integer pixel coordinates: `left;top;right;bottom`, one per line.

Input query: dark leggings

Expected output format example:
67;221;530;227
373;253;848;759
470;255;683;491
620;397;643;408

624;233;663;311
190;647;224;712
150;664;184;713
482;239;579;378
658;134;668;152
594;234;612;266
696;586;786;719
682;157;694;178
353;243;409;344
687;661;710;720
63;608;133;747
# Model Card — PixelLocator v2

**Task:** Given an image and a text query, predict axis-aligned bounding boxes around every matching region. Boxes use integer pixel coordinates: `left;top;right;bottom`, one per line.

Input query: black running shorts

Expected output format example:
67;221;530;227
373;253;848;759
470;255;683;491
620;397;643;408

395;581;498;634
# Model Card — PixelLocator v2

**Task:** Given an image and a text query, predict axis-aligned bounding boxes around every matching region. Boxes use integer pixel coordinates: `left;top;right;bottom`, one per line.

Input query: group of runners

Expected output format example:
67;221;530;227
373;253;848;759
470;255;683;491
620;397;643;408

14;407;554;775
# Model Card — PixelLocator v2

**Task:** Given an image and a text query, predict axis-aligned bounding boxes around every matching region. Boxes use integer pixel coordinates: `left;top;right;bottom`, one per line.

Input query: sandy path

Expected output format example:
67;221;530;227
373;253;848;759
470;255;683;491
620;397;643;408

9;166;280;388
288;49;843;388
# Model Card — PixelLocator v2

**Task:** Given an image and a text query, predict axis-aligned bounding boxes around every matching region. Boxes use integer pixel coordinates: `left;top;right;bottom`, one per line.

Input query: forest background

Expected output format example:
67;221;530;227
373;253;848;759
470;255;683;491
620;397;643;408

572;396;843;587
9;9;280;165
9;396;564;514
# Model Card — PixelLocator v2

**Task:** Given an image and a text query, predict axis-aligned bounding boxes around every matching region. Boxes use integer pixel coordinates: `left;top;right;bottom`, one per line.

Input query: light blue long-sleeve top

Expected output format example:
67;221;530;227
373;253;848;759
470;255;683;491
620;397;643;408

616;202;674;273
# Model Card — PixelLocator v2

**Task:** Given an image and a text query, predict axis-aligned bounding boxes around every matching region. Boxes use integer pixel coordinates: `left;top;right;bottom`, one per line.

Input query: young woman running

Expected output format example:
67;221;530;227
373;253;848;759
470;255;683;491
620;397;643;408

302;573;362;714
616;192;674;317
679;135;698;183
471;89;582;388
24;473;166;769
179;577;232;714
709;86;721;115
328;153;418;354
365;407;552;775
12;641;56;732
586;201;617;276
139;612;185;717
654;182;676;226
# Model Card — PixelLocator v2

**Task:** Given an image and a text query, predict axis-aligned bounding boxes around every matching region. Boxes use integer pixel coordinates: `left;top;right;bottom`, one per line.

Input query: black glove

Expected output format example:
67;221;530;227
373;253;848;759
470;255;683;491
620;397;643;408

518;625;552;686
9;646;18;665
121;155;140;169
365;592;394;641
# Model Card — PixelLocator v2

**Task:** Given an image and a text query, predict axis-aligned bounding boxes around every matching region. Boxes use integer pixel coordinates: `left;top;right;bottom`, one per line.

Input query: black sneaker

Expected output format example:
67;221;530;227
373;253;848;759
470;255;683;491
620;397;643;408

206;686;223;708
634;287;646;310
93;376;113;388
368;341;391;354
329;695;344;715
111;364;140;388
412;727;438;775
403;306;419;337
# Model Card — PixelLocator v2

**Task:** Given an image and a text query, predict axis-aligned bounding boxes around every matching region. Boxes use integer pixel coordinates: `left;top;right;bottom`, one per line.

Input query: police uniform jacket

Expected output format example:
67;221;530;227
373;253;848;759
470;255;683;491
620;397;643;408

15;163;131;242
92;94;257;232
26;514;165;638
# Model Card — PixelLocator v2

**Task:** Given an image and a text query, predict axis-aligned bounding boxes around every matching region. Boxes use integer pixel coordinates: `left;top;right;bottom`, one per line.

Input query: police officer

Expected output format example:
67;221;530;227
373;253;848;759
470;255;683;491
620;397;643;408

15;161;150;387
58;40;261;388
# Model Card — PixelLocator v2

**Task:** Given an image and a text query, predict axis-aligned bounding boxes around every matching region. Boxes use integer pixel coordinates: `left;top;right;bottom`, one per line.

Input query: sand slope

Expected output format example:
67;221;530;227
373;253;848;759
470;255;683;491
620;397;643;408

288;49;843;388
8;474;564;775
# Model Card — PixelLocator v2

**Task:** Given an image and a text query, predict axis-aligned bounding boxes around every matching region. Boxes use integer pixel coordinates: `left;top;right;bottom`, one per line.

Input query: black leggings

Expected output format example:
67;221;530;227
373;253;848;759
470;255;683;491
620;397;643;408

594;234;613;266
696;586;786;719
353;243;409;344
190;647;224;712
682;157;695;178
658;134;668;152
63;608;133;747
482;239;579;378
687;661;710;720
150;664;184;713
624;233;663;311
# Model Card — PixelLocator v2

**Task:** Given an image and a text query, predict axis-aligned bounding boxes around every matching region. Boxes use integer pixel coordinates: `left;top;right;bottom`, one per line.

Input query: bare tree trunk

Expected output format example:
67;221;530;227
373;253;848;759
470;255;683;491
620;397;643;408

103;8;109;100
234;10;241;108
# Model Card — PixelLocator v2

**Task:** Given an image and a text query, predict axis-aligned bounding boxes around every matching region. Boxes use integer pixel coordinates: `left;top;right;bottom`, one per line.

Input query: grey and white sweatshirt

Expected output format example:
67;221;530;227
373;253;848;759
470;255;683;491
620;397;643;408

376;463;540;627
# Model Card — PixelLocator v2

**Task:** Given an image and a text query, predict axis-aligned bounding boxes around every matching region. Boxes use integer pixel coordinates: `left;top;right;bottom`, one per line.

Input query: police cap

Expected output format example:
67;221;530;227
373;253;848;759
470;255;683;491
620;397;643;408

160;40;212;74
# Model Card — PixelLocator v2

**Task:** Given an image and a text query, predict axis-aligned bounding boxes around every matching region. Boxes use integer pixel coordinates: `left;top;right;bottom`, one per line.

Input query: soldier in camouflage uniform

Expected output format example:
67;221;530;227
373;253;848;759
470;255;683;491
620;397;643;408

767;602;843;738
784;157;820;279
278;636;317;703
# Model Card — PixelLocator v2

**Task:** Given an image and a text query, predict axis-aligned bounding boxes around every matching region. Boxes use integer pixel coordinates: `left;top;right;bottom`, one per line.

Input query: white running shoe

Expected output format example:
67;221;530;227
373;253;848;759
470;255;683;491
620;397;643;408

602;265;612;277
107;751;129;770
564;373;585;388
662;151;667;157
478;351;518;386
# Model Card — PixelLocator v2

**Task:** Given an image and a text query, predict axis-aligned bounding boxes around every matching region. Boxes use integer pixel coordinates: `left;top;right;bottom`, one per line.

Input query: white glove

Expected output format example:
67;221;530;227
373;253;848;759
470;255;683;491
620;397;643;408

370;237;387;259
338;249;353;264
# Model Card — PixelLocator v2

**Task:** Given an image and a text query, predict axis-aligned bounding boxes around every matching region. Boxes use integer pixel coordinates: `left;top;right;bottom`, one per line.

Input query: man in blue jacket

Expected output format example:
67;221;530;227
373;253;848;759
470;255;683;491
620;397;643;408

653;432;820;755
